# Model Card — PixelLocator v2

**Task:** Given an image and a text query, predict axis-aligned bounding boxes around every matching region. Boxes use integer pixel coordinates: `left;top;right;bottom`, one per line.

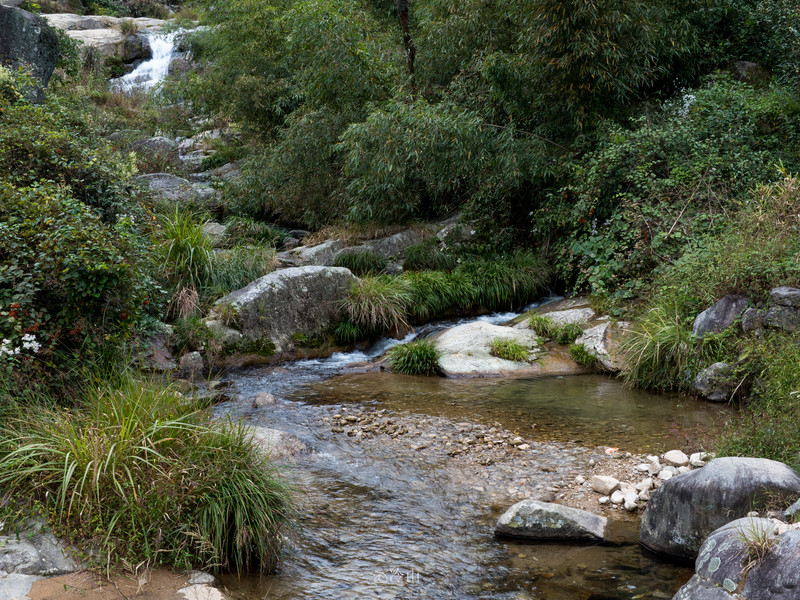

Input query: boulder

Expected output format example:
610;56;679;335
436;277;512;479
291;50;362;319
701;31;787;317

0;6;59;102
136;334;176;372
179;351;204;375
540;307;595;325
495;499;607;541
641;457;800;560
433;321;541;376
0;530;76;576
770;286;800;308
573;321;629;372
693;362;737;402
674;518;800;600
762;305;800;332
135;173;217;207
202;221;227;247
289;240;346;266
130;135;178;164
359;229;424;260
210;266;357;357
692;295;749;339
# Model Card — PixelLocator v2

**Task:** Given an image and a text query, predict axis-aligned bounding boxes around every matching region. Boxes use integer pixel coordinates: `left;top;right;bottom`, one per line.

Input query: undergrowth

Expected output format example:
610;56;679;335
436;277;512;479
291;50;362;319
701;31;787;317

388;340;442;375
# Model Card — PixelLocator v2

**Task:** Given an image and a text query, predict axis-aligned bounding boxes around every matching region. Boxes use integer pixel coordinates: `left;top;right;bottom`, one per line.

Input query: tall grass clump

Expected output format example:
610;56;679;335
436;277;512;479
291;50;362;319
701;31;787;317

0;375;295;572
341;275;412;333
489;338;531;362
388;340;442;375
455;252;550;311
403;239;458;272
403;270;476;320
333;248;388;275
528;314;585;344
205;246;277;299
224;216;290;248
158;207;213;289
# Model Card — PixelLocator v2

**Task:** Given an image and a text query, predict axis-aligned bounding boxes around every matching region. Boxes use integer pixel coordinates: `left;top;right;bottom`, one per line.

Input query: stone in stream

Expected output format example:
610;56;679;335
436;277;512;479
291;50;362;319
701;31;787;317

590;475;620;495
495;499;607;541
673;517;800;600
641;457;800;560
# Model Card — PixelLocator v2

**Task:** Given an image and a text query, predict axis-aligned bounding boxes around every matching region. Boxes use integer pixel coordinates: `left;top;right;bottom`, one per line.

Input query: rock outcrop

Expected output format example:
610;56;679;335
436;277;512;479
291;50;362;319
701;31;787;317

0;5;58;101
495;499;607;541
674;517;800;600
134;173;217;207
640;457;800;560
573;321;629;372
693;362;737;402
692;295;750;338
207;266;358;361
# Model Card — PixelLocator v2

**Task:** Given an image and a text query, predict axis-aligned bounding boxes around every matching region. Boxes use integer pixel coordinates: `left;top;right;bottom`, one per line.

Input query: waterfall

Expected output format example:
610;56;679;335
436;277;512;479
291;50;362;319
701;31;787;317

112;31;180;93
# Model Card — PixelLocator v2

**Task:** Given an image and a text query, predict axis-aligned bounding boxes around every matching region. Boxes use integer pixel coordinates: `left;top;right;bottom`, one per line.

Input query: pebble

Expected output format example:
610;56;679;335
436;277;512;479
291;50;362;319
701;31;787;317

635;478;653;492
575;475;586;485
598;496;610;505
590;475;620;495
610;490;625;504
663;449;690;467
690;451;710;467
677;466;691;474
658;469;674;481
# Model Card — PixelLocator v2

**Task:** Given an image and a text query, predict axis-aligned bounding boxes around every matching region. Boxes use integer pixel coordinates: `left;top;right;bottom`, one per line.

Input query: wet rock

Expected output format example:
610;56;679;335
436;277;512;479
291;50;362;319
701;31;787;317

692;295;749;339
641;457;800;560
253;392;276;407
0;6;59;102
209;266;357;358
573;322;629;372
251;426;308;460
179;351;204;374
674;517;800;600
495;499;607;541
664;450;690;467
693;362;737;402
433;321;541;376
590;475;620;495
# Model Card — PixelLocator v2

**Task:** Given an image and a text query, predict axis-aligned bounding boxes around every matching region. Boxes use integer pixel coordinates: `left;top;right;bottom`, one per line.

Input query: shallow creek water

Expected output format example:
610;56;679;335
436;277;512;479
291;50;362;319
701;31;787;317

212;332;730;600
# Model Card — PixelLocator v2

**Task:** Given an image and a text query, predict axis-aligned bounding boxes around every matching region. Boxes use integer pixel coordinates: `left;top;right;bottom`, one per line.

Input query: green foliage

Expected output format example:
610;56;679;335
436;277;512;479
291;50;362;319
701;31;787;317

156;208;213;290
0;375;295;571
454;252;550;311
537;76;800;297
206;246;276;299
488;338;531;362
404;270;475;321
333;249;388;276
388;340;442;375
224;216;289;248
403;238;458;272
569;343;597;366
341;276;412;333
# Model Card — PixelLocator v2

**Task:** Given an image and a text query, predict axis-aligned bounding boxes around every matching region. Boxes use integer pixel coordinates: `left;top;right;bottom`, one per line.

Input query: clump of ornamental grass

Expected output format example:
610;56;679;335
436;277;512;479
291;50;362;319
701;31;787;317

224;216;290;248
157;207;213;289
0;374;295;573
341;275;412;333
455;252;550;311
205;246;277;298
388;340;442;375
333;248;388;275
488;338;531;362
332;319;366;345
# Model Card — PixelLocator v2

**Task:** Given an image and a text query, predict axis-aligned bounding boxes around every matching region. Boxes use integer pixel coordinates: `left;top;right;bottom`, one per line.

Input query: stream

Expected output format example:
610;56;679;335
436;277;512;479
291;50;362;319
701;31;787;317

210;310;729;600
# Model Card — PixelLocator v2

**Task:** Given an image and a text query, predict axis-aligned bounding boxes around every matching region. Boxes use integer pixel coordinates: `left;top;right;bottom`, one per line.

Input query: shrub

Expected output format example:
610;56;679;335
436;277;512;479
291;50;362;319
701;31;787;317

332;319;366;345
388;340;442;375
569;343;597;366
333;248;388;276
223;216;290;248
0;375;295;572
341;276;412;333
403;238;458;272
488;338;530;362
455;252;550;311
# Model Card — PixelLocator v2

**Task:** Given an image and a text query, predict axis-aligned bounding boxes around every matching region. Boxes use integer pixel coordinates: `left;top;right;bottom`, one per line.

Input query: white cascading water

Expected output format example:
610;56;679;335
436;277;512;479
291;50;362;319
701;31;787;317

112;31;180;93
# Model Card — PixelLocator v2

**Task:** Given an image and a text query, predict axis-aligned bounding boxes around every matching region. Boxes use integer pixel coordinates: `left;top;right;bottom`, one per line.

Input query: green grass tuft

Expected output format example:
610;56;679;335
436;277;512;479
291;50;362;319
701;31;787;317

569;342;597;366
403;239;458;272
488;338;531;362
332;320;366;345
529;314;585;344
455;252;550;311
404;270;476;321
0;374;294;572
333;248;388;276
388;340;442;375
341;275;412;333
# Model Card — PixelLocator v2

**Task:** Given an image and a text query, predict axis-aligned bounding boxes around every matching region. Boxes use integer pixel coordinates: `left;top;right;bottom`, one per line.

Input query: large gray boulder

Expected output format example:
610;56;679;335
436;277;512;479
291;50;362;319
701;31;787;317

209;266;358;357
641;457;800;560
0;6;58;102
134;173;217;207
770;286;800;308
573;321;630;372
495;499;607;541
674;518;800;600
0;530;76;576
693;295;750;338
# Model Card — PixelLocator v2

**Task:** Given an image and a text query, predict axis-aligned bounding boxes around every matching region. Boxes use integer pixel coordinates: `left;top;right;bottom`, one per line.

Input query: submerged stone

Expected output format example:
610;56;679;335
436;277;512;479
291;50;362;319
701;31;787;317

495;499;607;541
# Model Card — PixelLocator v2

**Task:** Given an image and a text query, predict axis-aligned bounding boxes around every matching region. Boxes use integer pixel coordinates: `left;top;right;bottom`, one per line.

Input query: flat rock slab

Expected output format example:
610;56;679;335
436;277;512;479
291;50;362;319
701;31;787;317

0;573;40;600
0;532;76;576
495;499;607;541
641;457;800;560
539;307;595;325
434;321;541;377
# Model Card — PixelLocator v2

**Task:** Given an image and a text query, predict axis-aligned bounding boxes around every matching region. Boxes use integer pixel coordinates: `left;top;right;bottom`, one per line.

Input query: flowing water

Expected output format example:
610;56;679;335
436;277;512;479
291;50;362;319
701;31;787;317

111;31;180;92
212;311;730;600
